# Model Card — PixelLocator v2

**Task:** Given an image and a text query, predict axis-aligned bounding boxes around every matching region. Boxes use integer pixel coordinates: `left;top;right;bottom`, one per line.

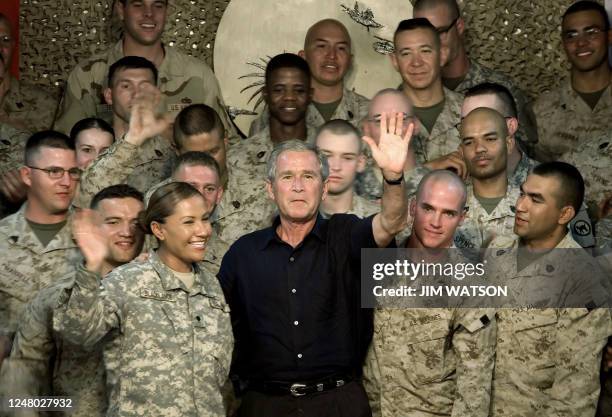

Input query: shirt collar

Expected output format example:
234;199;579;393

260;213;326;249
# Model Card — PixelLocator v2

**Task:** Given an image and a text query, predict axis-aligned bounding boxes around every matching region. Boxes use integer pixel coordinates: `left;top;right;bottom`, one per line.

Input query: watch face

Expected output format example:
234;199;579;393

213;0;408;133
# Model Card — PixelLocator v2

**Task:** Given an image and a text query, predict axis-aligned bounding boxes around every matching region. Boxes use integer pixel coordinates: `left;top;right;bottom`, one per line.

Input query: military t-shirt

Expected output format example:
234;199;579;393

26;219;67;248
443;75;466;91
414;99;445;136
313;99;342;122
474;195;504;215
577;86;607;111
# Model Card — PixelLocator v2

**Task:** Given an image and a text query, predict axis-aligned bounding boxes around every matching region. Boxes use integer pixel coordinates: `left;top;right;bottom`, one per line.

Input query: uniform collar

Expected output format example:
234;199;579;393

148;250;215;296
0;204;77;254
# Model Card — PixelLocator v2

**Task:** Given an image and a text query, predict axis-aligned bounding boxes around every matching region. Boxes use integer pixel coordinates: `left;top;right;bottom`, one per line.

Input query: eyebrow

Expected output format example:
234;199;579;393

520;186;545;201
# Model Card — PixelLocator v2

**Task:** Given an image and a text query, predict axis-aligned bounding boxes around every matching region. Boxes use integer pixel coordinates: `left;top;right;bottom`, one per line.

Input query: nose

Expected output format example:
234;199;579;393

143;4;153;17
410;53;424;67
326;46;336;59
475;139;487;154
195;219;212;239
328;156;341;172
58;171;73;186
515;194;528;212
119;221;133;237
291;176;305;192
430;211;442;228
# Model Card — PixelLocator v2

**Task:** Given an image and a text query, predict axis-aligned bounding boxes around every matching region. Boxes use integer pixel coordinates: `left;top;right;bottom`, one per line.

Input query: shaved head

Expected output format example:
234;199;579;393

369;88;414;117
416;169;467;209
304;19;351;49
461;107;508;138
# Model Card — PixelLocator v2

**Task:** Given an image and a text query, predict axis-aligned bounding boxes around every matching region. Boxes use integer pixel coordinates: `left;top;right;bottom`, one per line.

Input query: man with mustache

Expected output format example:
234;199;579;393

454;107;518;249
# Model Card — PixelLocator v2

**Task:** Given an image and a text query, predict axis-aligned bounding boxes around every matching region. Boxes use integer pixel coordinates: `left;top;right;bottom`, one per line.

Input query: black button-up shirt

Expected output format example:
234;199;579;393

218;214;377;382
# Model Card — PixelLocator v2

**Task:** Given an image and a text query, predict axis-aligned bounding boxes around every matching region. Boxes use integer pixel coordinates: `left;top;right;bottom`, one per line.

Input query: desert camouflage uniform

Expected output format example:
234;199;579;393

0;76;58;133
561;133;611;218
74;135;175;208
0;206;80;340
453;60;537;153
0;272;106;417
487;233;612;417
248;88;370;135
412;88;463;165
356;159;430;202
320;193;380;219
533;81;612;161
54;252;233;417
0;123;30;218
454;184;519;249
365;307;495;417
53;40;236;140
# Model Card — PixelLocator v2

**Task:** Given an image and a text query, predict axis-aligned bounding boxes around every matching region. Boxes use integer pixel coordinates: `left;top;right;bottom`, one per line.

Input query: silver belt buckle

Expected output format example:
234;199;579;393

290;383;307;397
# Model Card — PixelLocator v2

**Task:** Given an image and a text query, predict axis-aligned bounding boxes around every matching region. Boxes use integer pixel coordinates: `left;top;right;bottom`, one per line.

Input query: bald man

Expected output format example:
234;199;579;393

249;19;369;134
365;169;496;417
454;107;518;248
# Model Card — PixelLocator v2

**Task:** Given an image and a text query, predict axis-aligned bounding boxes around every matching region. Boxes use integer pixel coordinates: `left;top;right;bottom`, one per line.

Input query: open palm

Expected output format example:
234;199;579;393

72;209;108;272
126;84;174;146
362;112;414;177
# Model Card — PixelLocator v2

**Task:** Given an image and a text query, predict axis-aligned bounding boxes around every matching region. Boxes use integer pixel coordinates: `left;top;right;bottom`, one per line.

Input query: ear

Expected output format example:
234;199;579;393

151;221;165;241
20;166;32;187
439;45;450;67
390;53;400;72
409;197;416;218
115;0;125;22
456;17;465;37
558;205;575;226
298;50;306;59
506;135;516;156
265;180;275;202
506;117;519;137
356;154;367;173
103;87;113;106
262;88;269;105
215;187;224;205
458;207;467;226
321;178;329;201
223;136;229;150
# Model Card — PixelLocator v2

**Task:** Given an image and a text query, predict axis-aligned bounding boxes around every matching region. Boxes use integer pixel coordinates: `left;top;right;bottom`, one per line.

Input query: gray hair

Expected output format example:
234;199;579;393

266;139;329;182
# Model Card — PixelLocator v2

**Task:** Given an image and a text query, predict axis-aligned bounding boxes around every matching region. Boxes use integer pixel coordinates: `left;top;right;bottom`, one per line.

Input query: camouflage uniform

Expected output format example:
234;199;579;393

365;307;495;417
533;80;612;161
248;88;370;135
454;184;519;249
507;152;538;189
54;251;233;417
453;60;537;153
0;272;106;417
53;40;236;140
0;205;80;340
0;123;31;218
74;135;175;208
487;233;612;417
320;193;380;219
0;76;58;133
412;88;463;165
561;133;611;218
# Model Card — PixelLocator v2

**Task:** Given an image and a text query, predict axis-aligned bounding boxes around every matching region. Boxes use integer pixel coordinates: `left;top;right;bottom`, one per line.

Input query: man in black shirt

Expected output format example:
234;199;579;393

219;113;413;417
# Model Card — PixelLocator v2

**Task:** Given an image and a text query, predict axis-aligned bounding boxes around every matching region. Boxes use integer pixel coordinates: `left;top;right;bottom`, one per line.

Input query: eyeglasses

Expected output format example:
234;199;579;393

435;16;459;35
563;27;605;42
367;112;414;123
27;166;82;180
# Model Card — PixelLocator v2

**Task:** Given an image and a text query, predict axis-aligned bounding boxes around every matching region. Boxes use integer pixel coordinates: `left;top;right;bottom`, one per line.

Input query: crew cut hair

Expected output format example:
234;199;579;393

532;161;585;213
108;56;158;86
173;104;225;150
90;184;144;209
24;130;74;165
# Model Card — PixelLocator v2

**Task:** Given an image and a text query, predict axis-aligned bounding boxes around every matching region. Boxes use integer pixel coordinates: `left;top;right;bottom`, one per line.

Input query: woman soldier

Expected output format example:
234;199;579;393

56;182;233;417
